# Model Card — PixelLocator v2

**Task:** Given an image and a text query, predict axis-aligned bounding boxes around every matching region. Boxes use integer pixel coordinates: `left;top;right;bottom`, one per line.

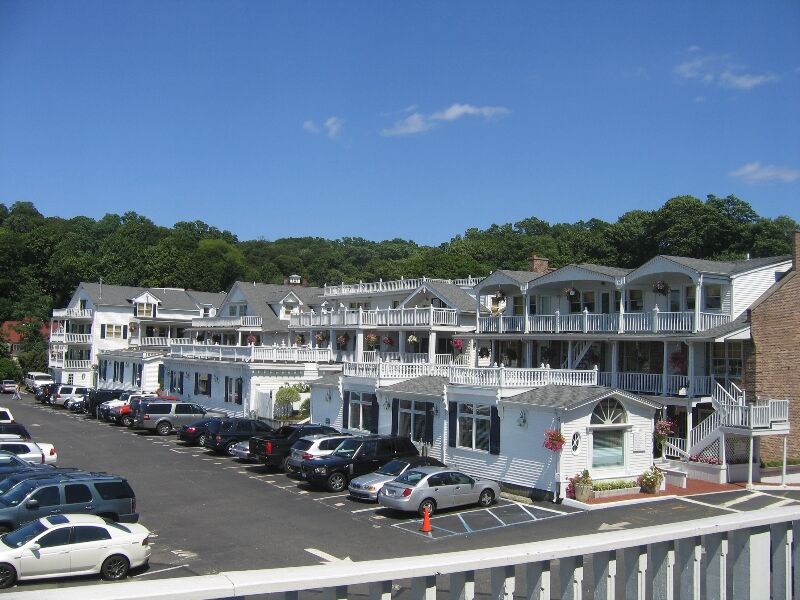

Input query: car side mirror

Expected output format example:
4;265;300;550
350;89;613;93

29;543;41;551
25;499;39;510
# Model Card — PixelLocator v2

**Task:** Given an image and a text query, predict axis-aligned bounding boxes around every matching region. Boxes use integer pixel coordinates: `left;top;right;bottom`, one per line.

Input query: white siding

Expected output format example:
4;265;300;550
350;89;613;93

731;262;791;318
310;386;343;428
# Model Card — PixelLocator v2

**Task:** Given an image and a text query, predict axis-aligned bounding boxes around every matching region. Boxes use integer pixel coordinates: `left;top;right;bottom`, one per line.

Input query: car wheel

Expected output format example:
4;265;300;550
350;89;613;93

197;433;207;447
326;472;347;492
121;415;133;428
478;489;495;507
225;441;238;456
418;498;436;517
100;554;130;581
156;421;172;436
0;563;17;589
280;455;291;472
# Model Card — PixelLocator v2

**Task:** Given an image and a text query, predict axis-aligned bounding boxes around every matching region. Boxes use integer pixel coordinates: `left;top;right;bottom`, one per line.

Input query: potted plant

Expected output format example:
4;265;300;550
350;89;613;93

638;466;664;494
572;470;593;502
543;428;565;452
652;280;671;295
407;334;419;345
295;334;306;346
478;346;490;359
246;334;257;345
336;333;350;347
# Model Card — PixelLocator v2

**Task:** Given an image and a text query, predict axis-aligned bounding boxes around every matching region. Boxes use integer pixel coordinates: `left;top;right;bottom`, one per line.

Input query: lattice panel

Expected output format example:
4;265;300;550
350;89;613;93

697;438;721;462
725;436;750;464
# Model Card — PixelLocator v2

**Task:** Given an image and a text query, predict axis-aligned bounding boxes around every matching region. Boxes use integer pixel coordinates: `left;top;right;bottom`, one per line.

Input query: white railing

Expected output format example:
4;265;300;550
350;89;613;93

613;371;662;394
527;314;557;332
190;316;263;328
52;308;93;318
449;365;598;388
698;311;731;330
48;357;63;368
690;412;720;450
342;362;450;380
291;307;460;328
13;507;798;600
169;337;192;346
770;398;790;422
597;373;713;398
169;344;332;363
64;360;92;370
622;312;651;332
722;399;790;430
323;275;484;297
663;436;687;459
137;336;170;347
64;333;92;344
656;311;694;332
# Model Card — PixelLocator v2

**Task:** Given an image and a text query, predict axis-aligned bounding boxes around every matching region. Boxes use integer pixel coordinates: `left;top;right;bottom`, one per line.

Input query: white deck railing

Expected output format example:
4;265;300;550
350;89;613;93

597;372;714;398
9;507;797;600
52;307;93;319
483;309;731;334
49;332;93;344
722;399;790;430
342;361;450;380
291;307;460;328
450;365;598;388
169;344;332;363
323;275;484;297
64;359;92;370
190;316;263;328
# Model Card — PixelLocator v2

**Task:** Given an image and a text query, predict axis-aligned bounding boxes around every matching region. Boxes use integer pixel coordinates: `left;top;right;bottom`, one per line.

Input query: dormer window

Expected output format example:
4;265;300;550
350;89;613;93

288;274;301;285
228;304;247;317
135;302;156;318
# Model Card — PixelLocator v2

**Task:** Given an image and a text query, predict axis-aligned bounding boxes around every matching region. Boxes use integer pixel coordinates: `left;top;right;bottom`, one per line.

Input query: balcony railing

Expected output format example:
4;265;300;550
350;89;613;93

190;316;263;329
32;506;799;600
52;308;93;319
323;275;484;297
342;361;450;380
291;307;460;328
450;365;598;388
722;399;790;429
480;309;731;334
598;372;714;397
64;360;92;370
169;343;332;363
49;332;92;344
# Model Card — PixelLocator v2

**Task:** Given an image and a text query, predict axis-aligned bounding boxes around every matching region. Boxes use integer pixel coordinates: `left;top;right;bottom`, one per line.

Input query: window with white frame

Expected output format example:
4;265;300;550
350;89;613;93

512;296;524;316
349;392;375;431
590;398;627;468
582;291;596;313
528;295;537;315
626;289;643;312
105;324;124;339
457;403;491;451
704;285;722;311
398;399;427;442
136;302;155;318
711;341;742;378
686;286;696;310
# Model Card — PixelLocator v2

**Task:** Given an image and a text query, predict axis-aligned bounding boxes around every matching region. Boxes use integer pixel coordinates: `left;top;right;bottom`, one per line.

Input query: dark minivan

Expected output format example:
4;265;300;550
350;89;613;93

202;418;274;455
300;435;419;492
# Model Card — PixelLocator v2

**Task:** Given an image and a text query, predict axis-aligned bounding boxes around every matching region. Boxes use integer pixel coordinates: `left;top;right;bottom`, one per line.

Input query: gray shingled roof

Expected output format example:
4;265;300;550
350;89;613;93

661;255;791;276
233;282;325;332
78;282;226;312
186;290;227;308
415;281;488;314
381;376;448;397
310;373;342;387
573;264;631;277
494;270;547;285
505;385;662;411
78;282;147;307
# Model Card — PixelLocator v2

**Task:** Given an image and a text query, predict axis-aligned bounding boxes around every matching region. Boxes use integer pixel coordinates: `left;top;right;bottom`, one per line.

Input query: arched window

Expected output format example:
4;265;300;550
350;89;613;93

590;398;627;468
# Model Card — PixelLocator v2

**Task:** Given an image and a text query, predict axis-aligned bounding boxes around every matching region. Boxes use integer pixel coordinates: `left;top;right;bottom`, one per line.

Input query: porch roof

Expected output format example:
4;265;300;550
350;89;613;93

232;282;325;332
657;254;790;277
310;373;342;387
503;385;663;412
381;376;448;397
405;281;488;314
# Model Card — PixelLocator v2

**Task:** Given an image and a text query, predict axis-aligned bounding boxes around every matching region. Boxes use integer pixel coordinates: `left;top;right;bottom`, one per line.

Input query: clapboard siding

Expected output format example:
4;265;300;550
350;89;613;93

732;262;791;318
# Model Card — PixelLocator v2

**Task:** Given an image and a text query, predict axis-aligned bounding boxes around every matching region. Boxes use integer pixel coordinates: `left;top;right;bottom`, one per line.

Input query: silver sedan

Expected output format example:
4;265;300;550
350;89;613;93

378;466;500;516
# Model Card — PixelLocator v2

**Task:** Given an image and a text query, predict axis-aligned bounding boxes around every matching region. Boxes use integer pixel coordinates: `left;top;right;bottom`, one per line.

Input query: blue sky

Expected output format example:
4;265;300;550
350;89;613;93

1;1;798;245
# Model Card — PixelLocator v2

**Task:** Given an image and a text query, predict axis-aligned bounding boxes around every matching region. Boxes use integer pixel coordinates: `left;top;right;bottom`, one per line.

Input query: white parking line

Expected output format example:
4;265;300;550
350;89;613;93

132;565;190;577
351;506;381;514
679;497;741;513
485;509;506;526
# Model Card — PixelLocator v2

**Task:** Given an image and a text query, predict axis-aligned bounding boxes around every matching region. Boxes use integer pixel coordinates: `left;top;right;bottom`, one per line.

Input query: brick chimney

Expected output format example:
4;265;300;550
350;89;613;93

794;230;800;271
528;254;550;273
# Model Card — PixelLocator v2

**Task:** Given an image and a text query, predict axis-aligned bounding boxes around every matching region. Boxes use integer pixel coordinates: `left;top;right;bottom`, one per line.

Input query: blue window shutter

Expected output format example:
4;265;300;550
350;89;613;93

448;402;457;447
424;403;434;444
194;373;199;395
342;391;350;429
100;324;106;339
133;304;137;317
123;325;128;339
368;394;379;433
489;406;500;455
207;373;212;397
391;399;399;435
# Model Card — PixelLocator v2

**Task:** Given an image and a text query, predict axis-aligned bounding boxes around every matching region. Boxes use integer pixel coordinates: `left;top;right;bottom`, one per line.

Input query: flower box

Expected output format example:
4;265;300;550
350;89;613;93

592;487;640;499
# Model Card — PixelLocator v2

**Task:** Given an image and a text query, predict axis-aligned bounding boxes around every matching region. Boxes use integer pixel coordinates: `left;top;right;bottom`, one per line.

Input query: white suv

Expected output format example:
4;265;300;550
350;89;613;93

23;372;54;392
52;385;91;408
286;434;353;473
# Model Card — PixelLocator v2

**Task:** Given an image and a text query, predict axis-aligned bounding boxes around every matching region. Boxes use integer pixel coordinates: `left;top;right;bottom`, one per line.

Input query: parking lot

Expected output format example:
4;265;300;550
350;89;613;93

6;391;800;592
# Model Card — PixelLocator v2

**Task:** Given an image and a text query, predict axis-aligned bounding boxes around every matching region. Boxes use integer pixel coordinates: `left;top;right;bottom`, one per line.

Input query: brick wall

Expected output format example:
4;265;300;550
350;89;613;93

746;231;800;459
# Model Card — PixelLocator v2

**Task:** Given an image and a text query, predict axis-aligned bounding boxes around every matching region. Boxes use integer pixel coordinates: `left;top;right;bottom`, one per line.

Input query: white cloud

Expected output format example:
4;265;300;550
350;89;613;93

693;96;705;103
729;161;800;183
324;116;343;139
687;45;702;53
673;52;779;91
380;103;509;137
303;120;320;134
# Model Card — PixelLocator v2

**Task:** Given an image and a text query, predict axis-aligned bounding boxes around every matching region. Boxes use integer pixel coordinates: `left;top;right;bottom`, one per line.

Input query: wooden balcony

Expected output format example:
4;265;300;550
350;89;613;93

52;308;93;319
598;372;714;397
291;307;461;329
722;399;790;431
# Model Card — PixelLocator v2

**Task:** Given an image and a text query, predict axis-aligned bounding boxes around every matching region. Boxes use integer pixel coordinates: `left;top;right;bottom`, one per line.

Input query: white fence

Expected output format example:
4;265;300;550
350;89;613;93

190;316;263;328
291;306;460;328
8;507;799;600
323;275;484;297
169;344;332;363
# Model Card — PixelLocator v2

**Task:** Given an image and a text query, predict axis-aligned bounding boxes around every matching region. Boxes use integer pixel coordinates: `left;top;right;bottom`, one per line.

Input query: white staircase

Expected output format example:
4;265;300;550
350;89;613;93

560;340;594;369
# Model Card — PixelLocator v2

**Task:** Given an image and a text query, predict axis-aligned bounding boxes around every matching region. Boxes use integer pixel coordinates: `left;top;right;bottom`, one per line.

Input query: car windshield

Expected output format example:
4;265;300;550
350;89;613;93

394;469;427;486
1;520;47;548
0;455;26;468
331;439;362;458
376;459;409;476
0;480;39;506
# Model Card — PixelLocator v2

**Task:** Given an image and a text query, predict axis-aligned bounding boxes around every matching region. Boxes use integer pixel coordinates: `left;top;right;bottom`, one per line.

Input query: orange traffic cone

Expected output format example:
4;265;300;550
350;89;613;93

420;507;432;533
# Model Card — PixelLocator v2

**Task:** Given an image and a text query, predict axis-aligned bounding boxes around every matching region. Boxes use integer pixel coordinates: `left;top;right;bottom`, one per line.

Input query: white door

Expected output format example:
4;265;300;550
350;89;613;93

68;525;113;572
19;527;71;577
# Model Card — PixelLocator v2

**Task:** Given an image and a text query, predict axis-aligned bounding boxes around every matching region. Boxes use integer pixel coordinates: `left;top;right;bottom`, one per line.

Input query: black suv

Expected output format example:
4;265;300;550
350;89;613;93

87;389;126;418
300;435;419;492
203;418;275;455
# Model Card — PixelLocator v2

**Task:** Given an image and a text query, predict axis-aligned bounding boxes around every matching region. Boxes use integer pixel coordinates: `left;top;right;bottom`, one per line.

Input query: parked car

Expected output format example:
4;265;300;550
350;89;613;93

35;384;58;405
86;389;126;419
300;435;419;492
0;408;13;424
0;472;138;532
176;418;217;446
23;373;53;393
0;513;151;588
229;441;253;461
0;381;16;394
250;424;341;470
286;434;353;473
0;425;30;441
67;397;87;413
134;401;206;436
202;418;275;455
348;456;446;502
98;394;132;422
0;470;86;497
378;467;500;516
51;385;91;409
0;436;57;465
0;452;54;478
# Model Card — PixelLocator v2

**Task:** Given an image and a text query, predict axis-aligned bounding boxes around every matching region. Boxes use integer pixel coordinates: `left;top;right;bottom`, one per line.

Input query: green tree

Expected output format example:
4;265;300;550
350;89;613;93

274;385;300;419
13;320;48;374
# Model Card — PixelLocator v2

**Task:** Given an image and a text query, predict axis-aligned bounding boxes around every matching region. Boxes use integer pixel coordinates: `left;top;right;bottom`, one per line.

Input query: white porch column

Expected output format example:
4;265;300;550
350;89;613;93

747;436;754;489
782;436;788;487
611;340;619;388
399;332;406;359
662;341;669;396
355;331;364;362
428;331;437;364
525;340;532;368
618;288;626;333
687;342;696;397
523;287;530;333
567;340;573;369
475;292;482;332
693;275;702;333
685;399;693;454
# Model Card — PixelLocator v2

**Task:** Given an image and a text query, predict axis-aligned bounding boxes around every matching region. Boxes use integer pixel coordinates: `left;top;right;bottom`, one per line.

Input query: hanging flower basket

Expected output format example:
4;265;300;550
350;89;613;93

381;335;394;346
295;334;306;346
407;334;419;344
563;286;578;297
652;280;671;295
654;418;677;450
543;428;566;452
365;332;379;349
314;332;327;344
478;346;490;358
246;335;257;345
450;338;464;352
336;333;350;346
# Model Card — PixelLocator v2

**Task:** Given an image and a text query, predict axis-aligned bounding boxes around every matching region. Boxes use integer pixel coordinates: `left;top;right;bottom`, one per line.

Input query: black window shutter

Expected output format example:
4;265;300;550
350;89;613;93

424;403;434;444
342;391;350;428
123;325;128;339
100;324;106;339
391;399;399;435
133;304;138;317
224;376;229;402
448;401;458;447
194;373;199;395
207;373;212;397
153;304;157;318
489;406;500;455
179;372;184;392
369;394;379;433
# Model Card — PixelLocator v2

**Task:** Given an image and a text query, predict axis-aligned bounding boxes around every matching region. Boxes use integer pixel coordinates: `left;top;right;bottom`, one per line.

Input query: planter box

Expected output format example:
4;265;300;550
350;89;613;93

685;461;726;484
591;487;639;499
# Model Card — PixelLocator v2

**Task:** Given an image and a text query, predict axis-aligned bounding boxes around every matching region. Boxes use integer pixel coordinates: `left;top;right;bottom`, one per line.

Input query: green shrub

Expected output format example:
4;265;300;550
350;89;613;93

592;480;638;492
274;386;300;418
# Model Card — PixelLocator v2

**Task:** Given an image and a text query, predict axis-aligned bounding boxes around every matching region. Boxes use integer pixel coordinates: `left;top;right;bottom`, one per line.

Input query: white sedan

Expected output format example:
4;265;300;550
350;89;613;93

0;435;57;465
0;514;151;588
